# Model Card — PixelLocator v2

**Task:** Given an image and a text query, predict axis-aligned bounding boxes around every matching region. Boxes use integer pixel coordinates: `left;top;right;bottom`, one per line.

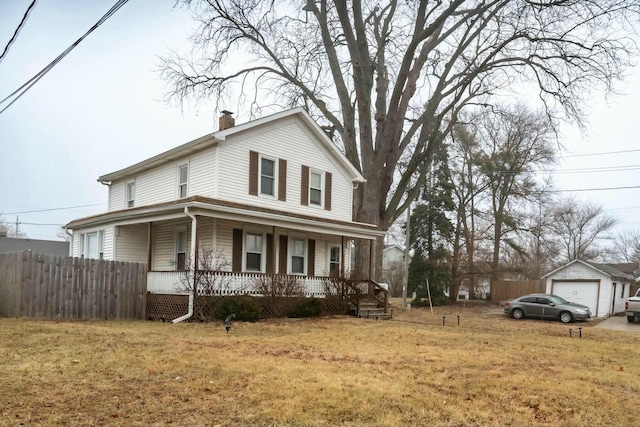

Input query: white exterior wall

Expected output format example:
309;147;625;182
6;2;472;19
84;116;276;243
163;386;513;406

545;262;612;318
216;119;355;222
109;181;125;211
115;224;148;264
71;226;114;260
152;219;190;271
103;227;114;260
188;147;217;198
108;147;217;210
612;280;631;314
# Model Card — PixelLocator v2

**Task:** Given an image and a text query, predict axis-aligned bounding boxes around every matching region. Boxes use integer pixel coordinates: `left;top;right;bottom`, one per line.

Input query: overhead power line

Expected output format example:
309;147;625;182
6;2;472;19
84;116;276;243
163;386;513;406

1;203;106;215
0;0;38;64
561;149;640;158
545;185;640;193
0;0;130;114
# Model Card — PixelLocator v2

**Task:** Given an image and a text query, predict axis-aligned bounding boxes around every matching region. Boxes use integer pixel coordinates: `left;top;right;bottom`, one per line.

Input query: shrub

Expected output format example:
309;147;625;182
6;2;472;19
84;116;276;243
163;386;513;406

215;295;261;322
288;298;324;318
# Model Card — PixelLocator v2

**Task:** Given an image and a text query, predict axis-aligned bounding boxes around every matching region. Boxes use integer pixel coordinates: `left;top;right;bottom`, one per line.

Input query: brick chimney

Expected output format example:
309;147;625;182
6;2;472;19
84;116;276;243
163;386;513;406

219;110;235;131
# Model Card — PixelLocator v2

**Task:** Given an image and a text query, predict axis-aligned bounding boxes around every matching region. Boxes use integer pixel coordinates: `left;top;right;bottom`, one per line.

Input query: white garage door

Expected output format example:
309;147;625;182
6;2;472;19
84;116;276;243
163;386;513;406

552;282;599;315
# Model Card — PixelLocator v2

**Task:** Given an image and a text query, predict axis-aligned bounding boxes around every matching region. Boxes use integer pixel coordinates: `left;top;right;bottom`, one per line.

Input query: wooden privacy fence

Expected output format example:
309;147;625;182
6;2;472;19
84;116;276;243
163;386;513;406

0;251;147;320
491;279;546;303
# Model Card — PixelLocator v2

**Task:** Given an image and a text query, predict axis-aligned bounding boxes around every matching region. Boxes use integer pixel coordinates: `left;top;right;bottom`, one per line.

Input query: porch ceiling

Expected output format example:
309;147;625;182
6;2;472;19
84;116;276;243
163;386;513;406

65;196;384;240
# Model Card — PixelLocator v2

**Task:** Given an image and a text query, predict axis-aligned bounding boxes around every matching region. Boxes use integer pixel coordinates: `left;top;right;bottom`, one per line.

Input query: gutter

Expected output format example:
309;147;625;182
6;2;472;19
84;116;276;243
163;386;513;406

172;207;198;324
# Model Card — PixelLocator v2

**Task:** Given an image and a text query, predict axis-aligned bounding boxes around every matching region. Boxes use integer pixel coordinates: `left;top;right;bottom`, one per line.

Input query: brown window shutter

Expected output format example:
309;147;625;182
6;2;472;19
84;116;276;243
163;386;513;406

249;151;259;196
278;159;287;201
266;233;275;274
279;235;288;274
232;229;243;272
301;165;309;206
324;172;332;211
307;239;315;277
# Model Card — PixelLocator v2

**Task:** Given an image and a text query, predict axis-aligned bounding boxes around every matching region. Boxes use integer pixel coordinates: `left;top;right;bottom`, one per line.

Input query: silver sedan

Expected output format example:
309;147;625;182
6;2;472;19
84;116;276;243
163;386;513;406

504;293;591;323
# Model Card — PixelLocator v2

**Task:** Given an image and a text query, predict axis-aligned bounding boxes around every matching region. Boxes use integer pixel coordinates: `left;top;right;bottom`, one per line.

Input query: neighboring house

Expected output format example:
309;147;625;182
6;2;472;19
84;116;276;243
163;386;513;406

65;108;385;297
381;245;408;297
382;244;406;271
542;259;634;318
0;237;69;257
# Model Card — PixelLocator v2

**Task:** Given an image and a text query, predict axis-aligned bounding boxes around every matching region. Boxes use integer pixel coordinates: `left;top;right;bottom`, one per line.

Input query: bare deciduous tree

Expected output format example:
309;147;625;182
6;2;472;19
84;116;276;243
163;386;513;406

551;197;618;263
161;0;639;278
607;230;640;263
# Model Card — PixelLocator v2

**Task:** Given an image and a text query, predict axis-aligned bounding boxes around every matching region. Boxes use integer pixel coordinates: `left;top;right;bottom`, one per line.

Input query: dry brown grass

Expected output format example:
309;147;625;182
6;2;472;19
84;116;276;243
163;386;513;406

2;302;640;426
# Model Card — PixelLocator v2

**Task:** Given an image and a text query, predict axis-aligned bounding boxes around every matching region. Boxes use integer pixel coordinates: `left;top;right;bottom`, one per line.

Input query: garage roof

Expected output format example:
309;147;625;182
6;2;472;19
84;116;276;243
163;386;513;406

542;259;636;282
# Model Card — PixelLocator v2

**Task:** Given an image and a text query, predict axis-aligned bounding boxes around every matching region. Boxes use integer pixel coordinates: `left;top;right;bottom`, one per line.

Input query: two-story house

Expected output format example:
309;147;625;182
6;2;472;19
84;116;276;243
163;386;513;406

65;108;385;301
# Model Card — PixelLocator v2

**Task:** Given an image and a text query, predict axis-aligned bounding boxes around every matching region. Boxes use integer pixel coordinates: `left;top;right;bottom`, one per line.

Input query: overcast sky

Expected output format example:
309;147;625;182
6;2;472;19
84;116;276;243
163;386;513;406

2;0;640;242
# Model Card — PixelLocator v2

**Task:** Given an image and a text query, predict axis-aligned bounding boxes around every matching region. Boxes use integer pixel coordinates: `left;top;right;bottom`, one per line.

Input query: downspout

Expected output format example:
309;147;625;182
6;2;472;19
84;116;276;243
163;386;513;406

63;227;73;256
173;207;198;324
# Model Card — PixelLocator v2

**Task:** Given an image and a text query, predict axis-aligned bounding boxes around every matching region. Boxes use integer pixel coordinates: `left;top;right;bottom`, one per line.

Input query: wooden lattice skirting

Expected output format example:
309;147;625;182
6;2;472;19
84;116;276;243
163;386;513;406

146;293;349;322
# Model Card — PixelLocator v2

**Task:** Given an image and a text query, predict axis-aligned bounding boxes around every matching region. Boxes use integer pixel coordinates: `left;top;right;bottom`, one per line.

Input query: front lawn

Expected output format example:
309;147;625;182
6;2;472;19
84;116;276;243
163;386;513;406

1;302;639;426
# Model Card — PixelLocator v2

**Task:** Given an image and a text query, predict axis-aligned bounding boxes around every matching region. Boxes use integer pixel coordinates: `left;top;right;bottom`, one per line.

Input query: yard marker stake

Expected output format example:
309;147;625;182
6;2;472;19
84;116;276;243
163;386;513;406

569;329;572;338
442;316;446;326
457;315;460;326
579;327;582;338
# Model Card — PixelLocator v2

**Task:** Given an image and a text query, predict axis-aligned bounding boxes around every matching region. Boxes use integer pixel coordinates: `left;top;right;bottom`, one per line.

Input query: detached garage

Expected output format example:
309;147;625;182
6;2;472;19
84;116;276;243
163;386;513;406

542;260;634;318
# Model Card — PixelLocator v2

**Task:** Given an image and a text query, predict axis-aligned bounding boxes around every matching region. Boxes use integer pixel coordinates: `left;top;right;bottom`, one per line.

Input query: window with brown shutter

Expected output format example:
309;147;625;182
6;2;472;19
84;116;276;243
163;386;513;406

301;165;309;206
249;151;259;196
278;159;287;201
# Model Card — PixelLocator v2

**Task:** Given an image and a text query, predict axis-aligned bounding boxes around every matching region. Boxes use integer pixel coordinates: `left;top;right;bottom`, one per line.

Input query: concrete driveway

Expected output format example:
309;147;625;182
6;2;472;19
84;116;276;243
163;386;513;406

595;315;640;332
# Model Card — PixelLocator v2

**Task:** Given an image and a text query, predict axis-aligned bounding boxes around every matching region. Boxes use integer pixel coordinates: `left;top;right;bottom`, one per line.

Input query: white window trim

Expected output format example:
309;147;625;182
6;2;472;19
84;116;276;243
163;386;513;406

309;169;324;208
98;230;105;259
177;162;189;199
259;155;278;198
175;227;188;270
79;233;85;257
243;228;266;272
327;242;341;276
126;181;135;208
289;235;307;275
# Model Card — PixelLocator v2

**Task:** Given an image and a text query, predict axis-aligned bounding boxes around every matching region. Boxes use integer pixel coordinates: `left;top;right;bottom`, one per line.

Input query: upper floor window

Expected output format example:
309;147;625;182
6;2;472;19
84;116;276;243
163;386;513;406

178;164;188;198
249;151;286;201
260;157;275;196
309;170;322;206
127;182;135;208
291;238;306;274
301;165;331;210
245;232;263;271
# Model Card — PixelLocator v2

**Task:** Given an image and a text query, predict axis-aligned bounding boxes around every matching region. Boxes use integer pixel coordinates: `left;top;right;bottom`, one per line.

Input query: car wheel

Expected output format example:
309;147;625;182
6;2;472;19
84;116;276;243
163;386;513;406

512;308;524;320
627;316;635;323
560;311;573;323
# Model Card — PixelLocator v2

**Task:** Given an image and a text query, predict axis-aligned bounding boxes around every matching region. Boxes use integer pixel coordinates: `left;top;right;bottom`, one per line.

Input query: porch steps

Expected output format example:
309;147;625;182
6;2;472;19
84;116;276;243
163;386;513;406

349;297;392;320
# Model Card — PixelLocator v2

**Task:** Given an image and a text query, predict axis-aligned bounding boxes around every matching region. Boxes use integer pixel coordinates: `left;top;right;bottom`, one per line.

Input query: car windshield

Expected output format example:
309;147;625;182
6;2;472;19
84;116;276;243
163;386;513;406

549;295;569;305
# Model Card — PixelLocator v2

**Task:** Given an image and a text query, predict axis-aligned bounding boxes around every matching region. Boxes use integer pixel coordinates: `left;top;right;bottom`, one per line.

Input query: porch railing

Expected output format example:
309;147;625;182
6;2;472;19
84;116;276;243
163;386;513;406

146;271;388;313
147;271;340;297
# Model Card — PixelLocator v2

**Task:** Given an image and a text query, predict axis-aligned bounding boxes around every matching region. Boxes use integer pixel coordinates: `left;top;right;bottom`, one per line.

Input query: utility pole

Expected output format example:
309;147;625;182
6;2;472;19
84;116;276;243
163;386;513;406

15;216;19;237
402;203;411;308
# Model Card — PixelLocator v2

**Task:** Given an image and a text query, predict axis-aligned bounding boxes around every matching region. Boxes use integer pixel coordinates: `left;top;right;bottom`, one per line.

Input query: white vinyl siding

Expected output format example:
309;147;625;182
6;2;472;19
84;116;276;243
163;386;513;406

150;217;217;271
216;119;354;221
189;147;217;198
108;148;217;209
115;224;148;264
109;181;125;211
